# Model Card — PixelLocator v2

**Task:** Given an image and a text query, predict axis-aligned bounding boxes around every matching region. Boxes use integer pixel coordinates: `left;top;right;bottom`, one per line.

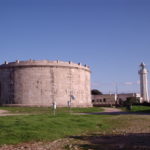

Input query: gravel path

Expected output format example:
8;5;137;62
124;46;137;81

0;109;13;116
0;109;28;116
102;107;122;112
77;107;124;115
0;109;9;114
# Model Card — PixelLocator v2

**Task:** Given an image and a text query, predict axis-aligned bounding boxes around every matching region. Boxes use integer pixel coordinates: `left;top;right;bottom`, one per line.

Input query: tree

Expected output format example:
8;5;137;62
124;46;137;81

124;97;140;111
124;97;139;106
91;89;103;95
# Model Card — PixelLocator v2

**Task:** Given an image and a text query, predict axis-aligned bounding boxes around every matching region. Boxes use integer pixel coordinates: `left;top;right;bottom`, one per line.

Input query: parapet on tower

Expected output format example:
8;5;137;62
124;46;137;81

138;62;149;103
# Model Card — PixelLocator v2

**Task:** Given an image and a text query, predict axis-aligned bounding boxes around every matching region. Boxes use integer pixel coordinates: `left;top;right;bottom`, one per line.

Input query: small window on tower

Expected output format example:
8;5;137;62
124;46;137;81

92;99;95;102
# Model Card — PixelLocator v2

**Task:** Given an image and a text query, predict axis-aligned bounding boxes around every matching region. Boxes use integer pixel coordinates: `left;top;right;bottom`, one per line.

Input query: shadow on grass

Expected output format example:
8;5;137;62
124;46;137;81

79;111;150;115
70;133;150;150
124;105;150;114
132;109;150;113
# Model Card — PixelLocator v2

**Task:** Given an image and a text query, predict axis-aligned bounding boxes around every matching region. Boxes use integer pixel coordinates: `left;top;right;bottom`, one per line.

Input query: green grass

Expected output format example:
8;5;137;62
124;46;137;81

130;105;150;113
0;106;104;114
120;105;150;113
0;113;112;145
0;106;149;146
0;107;106;145
71;107;104;113
0;106;51;114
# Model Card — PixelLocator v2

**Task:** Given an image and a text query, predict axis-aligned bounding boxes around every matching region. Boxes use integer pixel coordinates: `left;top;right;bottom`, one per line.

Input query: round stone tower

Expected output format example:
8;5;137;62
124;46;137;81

0;60;92;107
138;62;149;103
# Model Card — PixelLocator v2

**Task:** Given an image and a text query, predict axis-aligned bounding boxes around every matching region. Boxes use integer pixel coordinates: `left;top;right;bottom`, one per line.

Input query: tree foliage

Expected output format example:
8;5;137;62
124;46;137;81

91;89;103;95
124;97;140;106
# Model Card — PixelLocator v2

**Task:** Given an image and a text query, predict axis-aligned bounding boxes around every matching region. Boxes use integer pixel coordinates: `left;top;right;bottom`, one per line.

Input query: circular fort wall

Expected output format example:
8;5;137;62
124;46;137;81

0;60;91;107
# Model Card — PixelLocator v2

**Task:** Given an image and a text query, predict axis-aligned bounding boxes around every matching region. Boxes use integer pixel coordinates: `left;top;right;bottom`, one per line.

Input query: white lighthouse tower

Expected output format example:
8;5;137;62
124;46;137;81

138;62;149;103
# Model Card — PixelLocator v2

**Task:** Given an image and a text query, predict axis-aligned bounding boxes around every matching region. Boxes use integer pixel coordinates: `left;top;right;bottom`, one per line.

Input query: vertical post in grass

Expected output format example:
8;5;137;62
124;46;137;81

68;94;75;114
52;101;57;115
68;100;71;114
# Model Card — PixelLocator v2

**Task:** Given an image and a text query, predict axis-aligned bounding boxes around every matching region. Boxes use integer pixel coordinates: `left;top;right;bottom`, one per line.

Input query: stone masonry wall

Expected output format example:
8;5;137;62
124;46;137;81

0;60;91;107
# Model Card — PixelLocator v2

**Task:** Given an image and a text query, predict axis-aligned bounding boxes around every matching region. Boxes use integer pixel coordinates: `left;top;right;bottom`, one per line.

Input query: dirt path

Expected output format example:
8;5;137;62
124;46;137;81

0;109;13;116
79;107;150;115
0;109;9;114
77;107;124;115
102;107;122;112
0;107;122;117
0;109;28;116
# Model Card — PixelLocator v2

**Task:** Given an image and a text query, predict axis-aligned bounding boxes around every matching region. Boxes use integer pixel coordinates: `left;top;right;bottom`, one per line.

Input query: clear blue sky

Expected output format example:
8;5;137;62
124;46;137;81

0;0;150;93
